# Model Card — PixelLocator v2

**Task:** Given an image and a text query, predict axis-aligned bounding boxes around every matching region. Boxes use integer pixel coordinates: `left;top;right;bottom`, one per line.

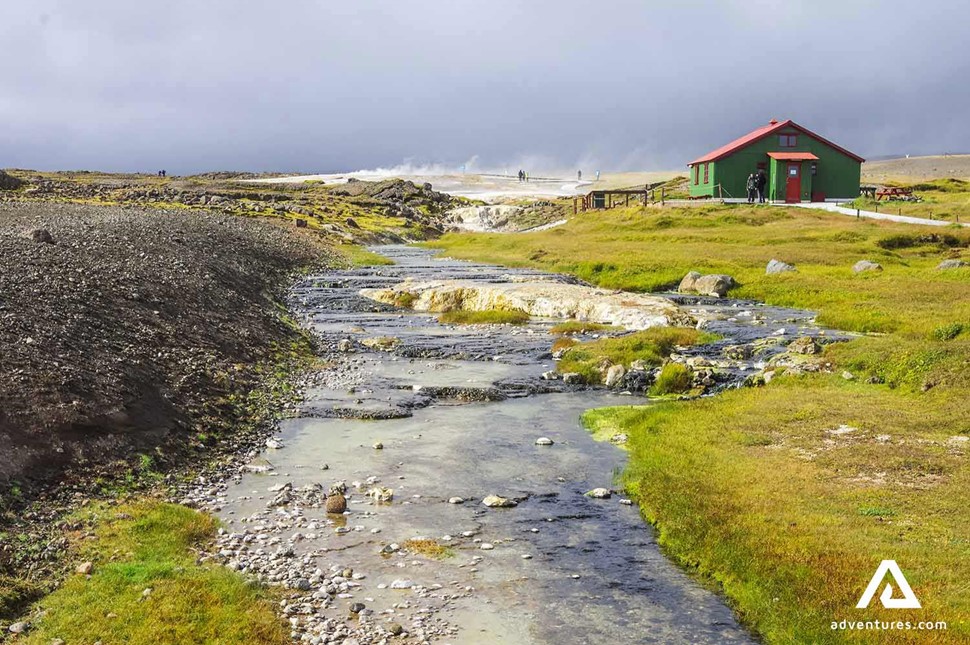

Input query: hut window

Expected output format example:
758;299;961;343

779;134;798;147
694;165;700;184
703;163;710;184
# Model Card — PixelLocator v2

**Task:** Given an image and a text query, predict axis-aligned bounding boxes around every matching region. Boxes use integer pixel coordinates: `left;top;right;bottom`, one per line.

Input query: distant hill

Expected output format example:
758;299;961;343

862;154;970;183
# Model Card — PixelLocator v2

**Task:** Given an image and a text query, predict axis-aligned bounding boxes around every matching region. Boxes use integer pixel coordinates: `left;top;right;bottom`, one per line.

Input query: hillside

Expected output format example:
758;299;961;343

862;154;970;183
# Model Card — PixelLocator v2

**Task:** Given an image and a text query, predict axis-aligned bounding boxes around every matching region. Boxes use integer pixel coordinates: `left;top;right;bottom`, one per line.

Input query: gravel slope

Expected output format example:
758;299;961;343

0;201;330;489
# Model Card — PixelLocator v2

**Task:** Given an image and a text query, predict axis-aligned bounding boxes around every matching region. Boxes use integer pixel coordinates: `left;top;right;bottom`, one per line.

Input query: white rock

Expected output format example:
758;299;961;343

360;280;695;331
534;437;554;446
585;488;612;499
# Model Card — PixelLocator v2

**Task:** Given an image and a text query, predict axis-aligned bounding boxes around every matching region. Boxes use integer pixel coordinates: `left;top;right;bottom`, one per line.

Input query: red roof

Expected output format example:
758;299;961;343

688;119;865;165
767;151;819;161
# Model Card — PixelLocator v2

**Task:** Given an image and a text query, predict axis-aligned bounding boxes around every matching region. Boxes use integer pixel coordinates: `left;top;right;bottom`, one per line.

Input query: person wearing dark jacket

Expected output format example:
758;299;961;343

756;170;767;203
746;173;757;203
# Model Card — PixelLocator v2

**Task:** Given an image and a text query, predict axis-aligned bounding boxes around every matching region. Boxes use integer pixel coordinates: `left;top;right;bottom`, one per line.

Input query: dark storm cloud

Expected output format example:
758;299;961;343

1;0;967;174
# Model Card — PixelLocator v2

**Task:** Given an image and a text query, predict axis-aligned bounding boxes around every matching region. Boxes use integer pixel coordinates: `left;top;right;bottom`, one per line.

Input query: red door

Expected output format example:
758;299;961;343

785;163;801;203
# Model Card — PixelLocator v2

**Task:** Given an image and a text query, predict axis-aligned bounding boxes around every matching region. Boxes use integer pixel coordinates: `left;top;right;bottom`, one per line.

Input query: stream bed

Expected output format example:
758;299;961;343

202;246;843;644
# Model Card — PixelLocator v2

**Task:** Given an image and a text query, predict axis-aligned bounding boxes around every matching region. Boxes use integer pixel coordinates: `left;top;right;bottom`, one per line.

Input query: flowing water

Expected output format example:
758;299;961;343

215;246;842;644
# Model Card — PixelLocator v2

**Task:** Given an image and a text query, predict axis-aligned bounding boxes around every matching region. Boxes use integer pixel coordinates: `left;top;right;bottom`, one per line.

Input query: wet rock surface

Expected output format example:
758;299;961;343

180;246;848;643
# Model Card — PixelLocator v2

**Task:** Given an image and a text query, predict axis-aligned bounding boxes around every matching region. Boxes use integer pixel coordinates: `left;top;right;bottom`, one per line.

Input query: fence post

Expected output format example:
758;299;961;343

661;188;666;206
856;208;860;218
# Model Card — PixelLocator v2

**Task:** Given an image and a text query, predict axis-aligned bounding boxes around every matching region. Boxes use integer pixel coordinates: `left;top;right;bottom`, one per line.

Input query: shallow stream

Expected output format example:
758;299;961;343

214;246;841;644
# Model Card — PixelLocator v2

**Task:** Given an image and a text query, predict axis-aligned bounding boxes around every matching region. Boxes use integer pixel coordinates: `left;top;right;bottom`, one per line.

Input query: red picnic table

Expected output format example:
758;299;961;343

875;186;913;200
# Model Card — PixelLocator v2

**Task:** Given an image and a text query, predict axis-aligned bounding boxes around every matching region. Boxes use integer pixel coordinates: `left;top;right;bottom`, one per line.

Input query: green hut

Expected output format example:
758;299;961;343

687;119;864;202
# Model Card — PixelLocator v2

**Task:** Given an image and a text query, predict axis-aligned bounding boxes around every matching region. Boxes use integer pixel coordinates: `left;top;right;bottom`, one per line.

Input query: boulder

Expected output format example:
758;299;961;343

0;170;25;190
620;368;651;392
24;228;54;244
853;260;883;273
562;372;584;385
766;259;796;274
678;272;736;297
678;271;701;293
585;488;612;499
723;344;752;360
8;622;28;634
534;437;554;446
325;492;347;513
76;561;94;575
482;494;517;508
787;336;821;355
937;259;968;270
604;364;626;388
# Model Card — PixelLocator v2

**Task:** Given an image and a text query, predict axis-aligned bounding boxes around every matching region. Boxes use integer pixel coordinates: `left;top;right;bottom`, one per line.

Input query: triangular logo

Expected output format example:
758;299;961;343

856;560;921;609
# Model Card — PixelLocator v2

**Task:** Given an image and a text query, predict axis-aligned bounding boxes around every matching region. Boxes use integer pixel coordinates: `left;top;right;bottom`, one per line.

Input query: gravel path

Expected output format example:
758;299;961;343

792;202;969;227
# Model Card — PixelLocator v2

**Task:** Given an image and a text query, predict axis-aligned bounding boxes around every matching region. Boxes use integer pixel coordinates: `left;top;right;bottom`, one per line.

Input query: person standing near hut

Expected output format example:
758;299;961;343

756;170;767;203
746;173;757;204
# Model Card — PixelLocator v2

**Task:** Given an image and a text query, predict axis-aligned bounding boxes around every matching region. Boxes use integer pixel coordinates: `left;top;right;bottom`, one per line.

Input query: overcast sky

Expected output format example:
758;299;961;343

1;1;967;175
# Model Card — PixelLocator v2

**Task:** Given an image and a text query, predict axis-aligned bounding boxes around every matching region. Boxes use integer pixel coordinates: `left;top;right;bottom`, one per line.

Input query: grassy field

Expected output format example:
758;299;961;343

427;204;970;643
21;501;287;645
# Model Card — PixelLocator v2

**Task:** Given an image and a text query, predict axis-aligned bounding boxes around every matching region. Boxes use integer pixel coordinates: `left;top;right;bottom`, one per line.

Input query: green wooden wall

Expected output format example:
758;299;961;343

688;128;861;201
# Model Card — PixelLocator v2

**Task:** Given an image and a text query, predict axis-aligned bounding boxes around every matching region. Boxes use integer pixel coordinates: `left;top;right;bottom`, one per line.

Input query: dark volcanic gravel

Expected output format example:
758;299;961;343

0;201;331;489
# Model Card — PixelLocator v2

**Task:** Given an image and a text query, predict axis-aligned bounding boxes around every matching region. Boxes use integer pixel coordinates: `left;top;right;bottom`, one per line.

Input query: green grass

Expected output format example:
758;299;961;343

556;327;715;384
582;377;969;644
649;362;693;395
430;203;970;643
336;244;395;266
549;320;617;335
437;308;530;325
22;501;287;645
